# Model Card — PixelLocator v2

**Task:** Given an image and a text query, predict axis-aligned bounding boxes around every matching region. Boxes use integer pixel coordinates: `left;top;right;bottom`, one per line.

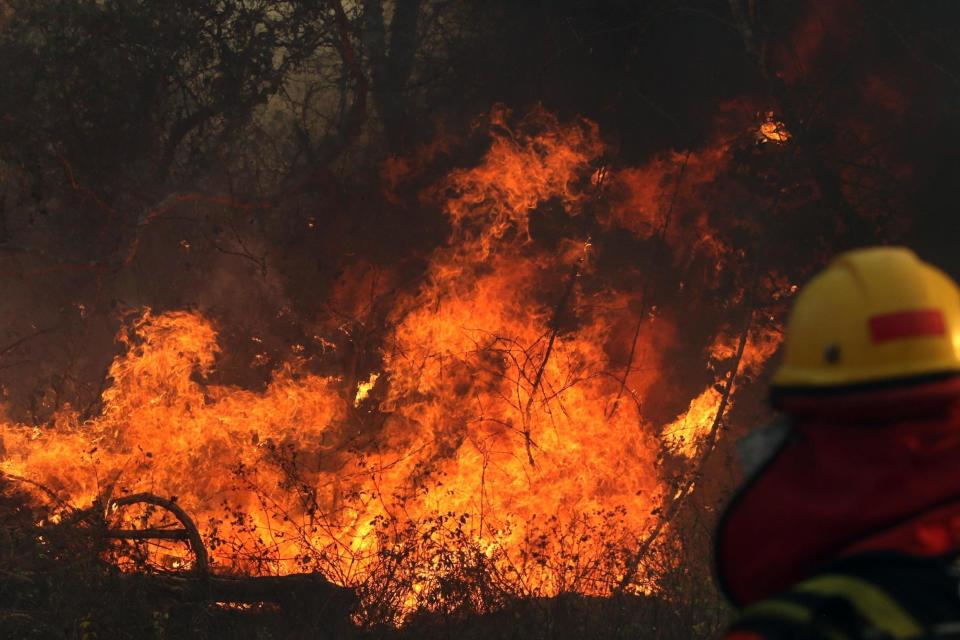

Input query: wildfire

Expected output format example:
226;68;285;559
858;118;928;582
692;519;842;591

0;105;782;620
664;326;783;457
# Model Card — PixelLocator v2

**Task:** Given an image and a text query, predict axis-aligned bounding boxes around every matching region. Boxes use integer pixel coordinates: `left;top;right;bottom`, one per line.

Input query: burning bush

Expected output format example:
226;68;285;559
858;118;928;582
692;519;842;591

0;103;784;635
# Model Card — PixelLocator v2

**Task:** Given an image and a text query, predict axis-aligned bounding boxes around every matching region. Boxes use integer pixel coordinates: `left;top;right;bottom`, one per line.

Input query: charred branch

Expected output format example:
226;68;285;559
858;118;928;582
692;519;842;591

103;529;191;541
107;493;209;575
617;309;754;593
522;245;588;466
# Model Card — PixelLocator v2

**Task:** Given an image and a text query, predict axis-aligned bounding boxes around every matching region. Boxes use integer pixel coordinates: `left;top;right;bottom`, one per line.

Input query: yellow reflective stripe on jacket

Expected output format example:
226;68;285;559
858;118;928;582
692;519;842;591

795;574;924;638
733;573;927;639
738;599;850;640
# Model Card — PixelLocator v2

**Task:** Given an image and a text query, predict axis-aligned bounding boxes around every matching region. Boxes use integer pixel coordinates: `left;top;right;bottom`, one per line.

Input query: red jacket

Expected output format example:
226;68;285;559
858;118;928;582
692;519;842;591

715;377;960;637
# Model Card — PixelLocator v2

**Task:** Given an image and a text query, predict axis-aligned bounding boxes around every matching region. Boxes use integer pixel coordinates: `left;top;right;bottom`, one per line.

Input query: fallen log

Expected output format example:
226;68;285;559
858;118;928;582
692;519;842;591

119;570;359;635
129;571;358;609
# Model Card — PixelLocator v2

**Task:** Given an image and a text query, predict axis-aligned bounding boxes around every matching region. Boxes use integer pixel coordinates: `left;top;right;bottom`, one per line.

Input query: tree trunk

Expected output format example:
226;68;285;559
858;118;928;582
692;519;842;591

365;0;422;151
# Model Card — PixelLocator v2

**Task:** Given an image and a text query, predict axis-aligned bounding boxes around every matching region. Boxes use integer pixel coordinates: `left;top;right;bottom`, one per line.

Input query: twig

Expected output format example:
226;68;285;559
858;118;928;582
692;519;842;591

1;472;76;512
0;327;56;360
617;309;754;592
607;150;691;420
521;243;589;466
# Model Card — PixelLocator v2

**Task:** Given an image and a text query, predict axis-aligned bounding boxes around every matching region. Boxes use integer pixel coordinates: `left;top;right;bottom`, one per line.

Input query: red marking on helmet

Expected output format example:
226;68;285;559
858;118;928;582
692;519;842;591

869;309;947;343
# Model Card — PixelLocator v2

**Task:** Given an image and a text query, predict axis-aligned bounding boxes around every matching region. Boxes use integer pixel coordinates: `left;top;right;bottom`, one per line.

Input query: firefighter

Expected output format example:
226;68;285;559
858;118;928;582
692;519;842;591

715;246;960;639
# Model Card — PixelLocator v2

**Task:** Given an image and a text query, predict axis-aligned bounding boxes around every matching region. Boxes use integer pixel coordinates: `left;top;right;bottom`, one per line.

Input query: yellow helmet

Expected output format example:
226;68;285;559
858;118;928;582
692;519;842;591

772;247;960;391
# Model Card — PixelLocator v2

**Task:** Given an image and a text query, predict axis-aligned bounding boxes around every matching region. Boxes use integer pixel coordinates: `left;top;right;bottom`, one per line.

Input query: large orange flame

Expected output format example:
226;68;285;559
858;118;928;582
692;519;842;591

0;106;783;619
